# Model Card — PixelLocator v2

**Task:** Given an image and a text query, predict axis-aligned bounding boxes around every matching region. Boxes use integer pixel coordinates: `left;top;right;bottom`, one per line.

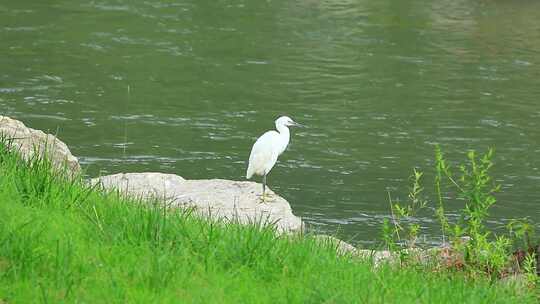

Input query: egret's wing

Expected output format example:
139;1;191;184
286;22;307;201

246;131;278;178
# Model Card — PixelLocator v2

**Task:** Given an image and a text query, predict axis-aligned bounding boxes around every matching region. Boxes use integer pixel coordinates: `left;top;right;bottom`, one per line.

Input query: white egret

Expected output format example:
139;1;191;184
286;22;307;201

246;116;303;202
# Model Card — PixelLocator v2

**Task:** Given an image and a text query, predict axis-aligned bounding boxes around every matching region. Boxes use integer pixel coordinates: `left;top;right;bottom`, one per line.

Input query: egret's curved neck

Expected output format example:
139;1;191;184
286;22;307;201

275;124;290;154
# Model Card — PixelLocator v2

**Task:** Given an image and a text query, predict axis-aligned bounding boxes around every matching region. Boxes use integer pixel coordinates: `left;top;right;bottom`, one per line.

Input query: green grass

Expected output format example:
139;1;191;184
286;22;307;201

0;141;536;303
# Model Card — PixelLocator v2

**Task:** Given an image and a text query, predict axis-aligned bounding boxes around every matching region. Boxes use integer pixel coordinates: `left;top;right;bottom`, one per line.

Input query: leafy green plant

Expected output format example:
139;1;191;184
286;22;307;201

384;146;538;283
508;219;537;252
382;169;427;256
436;148;512;279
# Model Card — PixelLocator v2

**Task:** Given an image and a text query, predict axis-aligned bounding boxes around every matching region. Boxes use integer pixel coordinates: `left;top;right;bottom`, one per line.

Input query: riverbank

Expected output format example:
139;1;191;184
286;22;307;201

0;138;536;302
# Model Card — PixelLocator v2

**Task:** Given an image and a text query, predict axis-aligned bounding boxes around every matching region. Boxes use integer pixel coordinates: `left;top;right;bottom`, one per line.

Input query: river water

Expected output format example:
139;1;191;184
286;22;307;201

2;0;540;245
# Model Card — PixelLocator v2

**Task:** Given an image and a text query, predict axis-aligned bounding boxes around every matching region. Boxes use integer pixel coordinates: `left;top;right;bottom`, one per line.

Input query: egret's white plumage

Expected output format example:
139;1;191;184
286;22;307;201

246;116;302;201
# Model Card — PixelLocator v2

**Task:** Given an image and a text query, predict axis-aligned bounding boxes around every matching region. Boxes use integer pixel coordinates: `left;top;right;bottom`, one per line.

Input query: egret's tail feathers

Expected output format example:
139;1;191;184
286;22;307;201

246;166;254;179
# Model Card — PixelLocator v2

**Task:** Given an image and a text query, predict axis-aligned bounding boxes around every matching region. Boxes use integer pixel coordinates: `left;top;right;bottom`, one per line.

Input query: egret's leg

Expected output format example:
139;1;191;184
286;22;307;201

262;173;266;197
259;173;274;203
259;173;268;203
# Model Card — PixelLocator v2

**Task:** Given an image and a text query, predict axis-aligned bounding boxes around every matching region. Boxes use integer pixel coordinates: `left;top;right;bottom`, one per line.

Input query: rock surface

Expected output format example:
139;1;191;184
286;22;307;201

0;116;80;173
356;249;397;266
311;235;402;265
313;235;358;255
91;172;303;233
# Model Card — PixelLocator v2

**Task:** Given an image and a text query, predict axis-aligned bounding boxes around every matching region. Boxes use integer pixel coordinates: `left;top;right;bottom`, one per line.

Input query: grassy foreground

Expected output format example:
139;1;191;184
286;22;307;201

0;143;535;303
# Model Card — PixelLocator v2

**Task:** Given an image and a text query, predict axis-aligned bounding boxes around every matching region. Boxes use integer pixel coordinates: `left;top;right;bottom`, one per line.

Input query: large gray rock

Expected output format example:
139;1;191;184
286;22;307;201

0;116;80;173
356;249;397;266
92;172;187;197
309;235;398;264
91;172;303;233
313;235;358;255
309;234;398;264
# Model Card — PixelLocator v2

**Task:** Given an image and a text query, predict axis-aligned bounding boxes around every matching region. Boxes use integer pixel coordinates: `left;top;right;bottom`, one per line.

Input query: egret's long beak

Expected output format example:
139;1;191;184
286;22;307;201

291;122;305;128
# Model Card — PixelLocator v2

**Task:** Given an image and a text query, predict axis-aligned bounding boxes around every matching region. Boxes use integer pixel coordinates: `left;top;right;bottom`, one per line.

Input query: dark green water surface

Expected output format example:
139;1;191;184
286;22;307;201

2;0;540;245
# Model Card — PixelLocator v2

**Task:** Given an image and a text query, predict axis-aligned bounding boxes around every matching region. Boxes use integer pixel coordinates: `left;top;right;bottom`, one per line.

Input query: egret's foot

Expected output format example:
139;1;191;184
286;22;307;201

258;193;275;203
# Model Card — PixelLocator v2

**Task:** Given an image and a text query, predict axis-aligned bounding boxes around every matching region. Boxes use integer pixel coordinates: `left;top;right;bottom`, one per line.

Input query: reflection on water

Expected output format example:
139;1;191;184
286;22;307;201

2;0;540;245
